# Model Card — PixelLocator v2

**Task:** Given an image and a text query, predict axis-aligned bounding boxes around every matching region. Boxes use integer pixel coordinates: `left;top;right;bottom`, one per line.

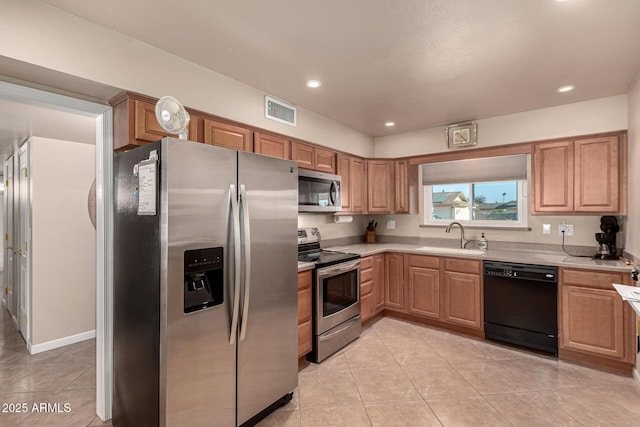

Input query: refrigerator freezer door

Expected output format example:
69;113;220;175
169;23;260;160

162;139;238;427
236;152;298;425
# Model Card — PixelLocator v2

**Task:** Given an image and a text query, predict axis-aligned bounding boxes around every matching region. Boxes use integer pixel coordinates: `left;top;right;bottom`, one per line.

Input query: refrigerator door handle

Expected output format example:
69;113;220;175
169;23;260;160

239;184;252;341
229;184;241;345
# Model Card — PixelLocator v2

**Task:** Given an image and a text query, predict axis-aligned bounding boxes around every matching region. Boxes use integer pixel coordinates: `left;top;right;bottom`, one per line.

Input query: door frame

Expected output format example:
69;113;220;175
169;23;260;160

0;80;114;420
4;155;16;324
16;142;30;342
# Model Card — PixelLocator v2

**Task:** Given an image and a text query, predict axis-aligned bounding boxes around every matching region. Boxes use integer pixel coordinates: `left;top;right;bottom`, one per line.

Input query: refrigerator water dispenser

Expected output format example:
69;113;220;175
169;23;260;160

184;247;223;314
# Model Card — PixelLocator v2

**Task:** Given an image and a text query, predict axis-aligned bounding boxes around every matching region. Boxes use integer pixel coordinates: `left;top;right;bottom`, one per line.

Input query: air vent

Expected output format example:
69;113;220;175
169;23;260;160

265;96;297;127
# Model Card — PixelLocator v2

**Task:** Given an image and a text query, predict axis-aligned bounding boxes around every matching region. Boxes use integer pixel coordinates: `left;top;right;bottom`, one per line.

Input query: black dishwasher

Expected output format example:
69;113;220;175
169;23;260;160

484;261;558;355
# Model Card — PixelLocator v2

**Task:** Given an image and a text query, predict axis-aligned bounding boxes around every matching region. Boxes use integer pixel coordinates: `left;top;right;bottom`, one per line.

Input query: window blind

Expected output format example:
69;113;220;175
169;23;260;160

422;154;527;185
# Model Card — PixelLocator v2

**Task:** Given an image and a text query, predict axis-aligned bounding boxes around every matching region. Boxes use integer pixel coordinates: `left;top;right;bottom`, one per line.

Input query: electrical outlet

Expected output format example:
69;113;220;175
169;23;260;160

558;223;574;236
543;224;551;235
386;220;395;230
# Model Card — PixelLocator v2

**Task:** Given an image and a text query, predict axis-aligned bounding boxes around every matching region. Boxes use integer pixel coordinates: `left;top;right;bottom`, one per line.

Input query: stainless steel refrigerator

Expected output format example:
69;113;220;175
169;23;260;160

113;137;298;427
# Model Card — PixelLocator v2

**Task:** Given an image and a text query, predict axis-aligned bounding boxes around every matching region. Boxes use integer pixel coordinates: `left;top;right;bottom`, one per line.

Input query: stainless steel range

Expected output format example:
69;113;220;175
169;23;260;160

298;228;361;363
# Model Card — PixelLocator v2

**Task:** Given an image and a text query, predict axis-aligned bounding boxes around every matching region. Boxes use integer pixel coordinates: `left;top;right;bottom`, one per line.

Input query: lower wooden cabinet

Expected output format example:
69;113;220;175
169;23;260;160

559;268;633;364
297;270;312;358
360;255;384;321
408;256;440;319
373;254;385;310
442;271;482;330
384;253;405;310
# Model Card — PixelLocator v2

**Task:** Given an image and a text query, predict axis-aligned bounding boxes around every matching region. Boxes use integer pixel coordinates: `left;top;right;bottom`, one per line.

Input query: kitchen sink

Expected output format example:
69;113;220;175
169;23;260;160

415;246;486;256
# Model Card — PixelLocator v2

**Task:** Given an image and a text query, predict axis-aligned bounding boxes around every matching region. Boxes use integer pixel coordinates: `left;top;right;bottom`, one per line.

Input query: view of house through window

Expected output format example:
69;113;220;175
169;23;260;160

426;180;524;224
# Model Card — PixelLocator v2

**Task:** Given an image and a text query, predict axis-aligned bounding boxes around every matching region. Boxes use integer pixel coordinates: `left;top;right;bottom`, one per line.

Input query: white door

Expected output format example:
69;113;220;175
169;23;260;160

4;157;16;323
17;144;30;342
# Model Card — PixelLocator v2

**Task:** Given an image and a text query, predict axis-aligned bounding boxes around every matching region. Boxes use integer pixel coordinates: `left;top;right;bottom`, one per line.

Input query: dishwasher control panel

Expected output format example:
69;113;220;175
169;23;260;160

484;261;557;282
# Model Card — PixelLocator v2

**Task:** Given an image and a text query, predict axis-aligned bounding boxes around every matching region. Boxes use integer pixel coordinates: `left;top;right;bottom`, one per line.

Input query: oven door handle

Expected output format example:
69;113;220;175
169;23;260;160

317;259;360;278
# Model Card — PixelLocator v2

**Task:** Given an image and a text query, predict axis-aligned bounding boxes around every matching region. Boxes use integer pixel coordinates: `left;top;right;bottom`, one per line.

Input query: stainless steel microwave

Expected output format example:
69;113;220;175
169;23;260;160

298;169;342;213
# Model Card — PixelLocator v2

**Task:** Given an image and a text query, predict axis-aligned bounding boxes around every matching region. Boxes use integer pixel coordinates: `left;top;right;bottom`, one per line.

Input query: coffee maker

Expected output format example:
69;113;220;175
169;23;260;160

594;216;619;260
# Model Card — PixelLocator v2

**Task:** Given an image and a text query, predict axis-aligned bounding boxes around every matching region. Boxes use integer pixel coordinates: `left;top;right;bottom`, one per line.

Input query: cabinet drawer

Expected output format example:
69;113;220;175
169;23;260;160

445;258;481;274
360;256;373;270
408;255;439;269
298;320;312;358
360;267;373;284
361;292;376;321
298;287;312;324
298;270;312;290
562;269;624;290
361;280;373;296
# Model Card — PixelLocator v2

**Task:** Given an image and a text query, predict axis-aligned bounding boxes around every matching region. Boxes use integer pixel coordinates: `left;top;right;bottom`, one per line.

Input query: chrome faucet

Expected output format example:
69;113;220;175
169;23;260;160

445;221;469;249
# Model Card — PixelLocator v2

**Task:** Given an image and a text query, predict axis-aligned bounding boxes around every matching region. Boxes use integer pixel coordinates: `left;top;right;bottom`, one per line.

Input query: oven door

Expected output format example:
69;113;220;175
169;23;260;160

315;259;360;334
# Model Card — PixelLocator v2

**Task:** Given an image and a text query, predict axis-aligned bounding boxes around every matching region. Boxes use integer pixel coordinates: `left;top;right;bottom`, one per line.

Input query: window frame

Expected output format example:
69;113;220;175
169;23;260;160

423;180;528;228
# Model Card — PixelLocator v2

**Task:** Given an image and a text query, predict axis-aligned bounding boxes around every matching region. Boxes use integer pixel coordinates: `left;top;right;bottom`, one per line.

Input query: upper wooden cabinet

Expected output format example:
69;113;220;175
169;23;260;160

292;141;336;173
394;159;409;214
112;95;202;150
254;132;290;159
337;153;367;213
203;118;253;152
367;160;394;213
532;135;625;214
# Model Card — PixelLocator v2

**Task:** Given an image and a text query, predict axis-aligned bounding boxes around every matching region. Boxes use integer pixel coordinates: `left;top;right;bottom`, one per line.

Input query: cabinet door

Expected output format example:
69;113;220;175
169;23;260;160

532;140;574;213
314;147;336;173
442;271;482;329
254;133;290;159
394;159;409;214
297;271;313;357
203;119;253;151
384;254;405;310
560;285;624;359
134;99;200;144
337;154;352;211
298;320;312;358
373;254;385;310
408;266;440;319
361;292;376;322
574;136;619;213
351;158;366;213
291;141;315;170
367;160;393;213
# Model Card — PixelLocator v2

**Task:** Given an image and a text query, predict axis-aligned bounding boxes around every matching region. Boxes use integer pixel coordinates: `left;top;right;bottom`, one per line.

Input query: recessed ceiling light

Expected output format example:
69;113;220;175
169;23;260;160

557;85;575;93
305;80;321;88
385;121;395;127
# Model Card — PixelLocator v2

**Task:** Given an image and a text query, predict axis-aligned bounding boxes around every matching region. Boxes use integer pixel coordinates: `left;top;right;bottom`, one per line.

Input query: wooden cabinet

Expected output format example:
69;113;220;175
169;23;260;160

203;118;253;152
384;253;405;310
407;255;440;319
337;154;367;213
394;159;409;214
532;135;624;214
441;258;482;330
297;270;313;358
359;256;376;321
373;254;385;310
292;141;336;173
559;268;633;364
367;160;393;213
254;132;290;159
112;94;202;150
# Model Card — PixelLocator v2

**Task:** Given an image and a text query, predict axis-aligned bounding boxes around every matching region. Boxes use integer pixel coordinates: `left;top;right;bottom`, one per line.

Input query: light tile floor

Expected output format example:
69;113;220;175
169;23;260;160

0;308;108;427
260;316;640;427
2;307;639;426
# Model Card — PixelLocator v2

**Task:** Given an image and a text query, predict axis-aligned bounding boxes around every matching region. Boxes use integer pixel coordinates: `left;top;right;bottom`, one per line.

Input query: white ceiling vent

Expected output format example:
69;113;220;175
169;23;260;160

265;96;297;127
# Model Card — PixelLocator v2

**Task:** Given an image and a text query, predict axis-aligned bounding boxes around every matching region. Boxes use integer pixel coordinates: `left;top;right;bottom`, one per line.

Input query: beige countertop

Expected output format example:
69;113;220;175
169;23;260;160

321;243;633;273
297;261;315;273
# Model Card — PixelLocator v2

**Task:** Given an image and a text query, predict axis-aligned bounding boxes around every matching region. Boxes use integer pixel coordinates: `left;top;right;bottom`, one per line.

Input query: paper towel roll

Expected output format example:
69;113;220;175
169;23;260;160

333;215;353;223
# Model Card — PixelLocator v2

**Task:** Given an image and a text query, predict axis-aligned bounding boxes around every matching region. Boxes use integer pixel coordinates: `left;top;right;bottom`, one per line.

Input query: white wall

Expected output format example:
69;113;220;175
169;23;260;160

373;96;629;248
298;214;368;243
0;1;374;158
627;73;640;260
30;137;95;345
375;95;627;158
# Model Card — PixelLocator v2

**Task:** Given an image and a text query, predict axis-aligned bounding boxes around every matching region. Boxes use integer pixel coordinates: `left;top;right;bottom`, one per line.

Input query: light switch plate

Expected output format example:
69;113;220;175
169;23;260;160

543;224;551;235
386;220;395;230
559;223;574;236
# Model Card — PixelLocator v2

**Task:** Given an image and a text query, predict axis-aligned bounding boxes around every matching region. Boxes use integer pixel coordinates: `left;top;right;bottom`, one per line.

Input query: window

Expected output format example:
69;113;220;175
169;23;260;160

422;155;529;228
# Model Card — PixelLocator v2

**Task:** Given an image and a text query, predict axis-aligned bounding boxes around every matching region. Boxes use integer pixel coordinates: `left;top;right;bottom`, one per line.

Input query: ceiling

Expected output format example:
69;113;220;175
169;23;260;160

39;0;640;137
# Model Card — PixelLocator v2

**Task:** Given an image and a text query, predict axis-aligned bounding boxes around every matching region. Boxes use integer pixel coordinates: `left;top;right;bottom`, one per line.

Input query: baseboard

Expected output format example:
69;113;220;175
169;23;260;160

28;329;96;355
